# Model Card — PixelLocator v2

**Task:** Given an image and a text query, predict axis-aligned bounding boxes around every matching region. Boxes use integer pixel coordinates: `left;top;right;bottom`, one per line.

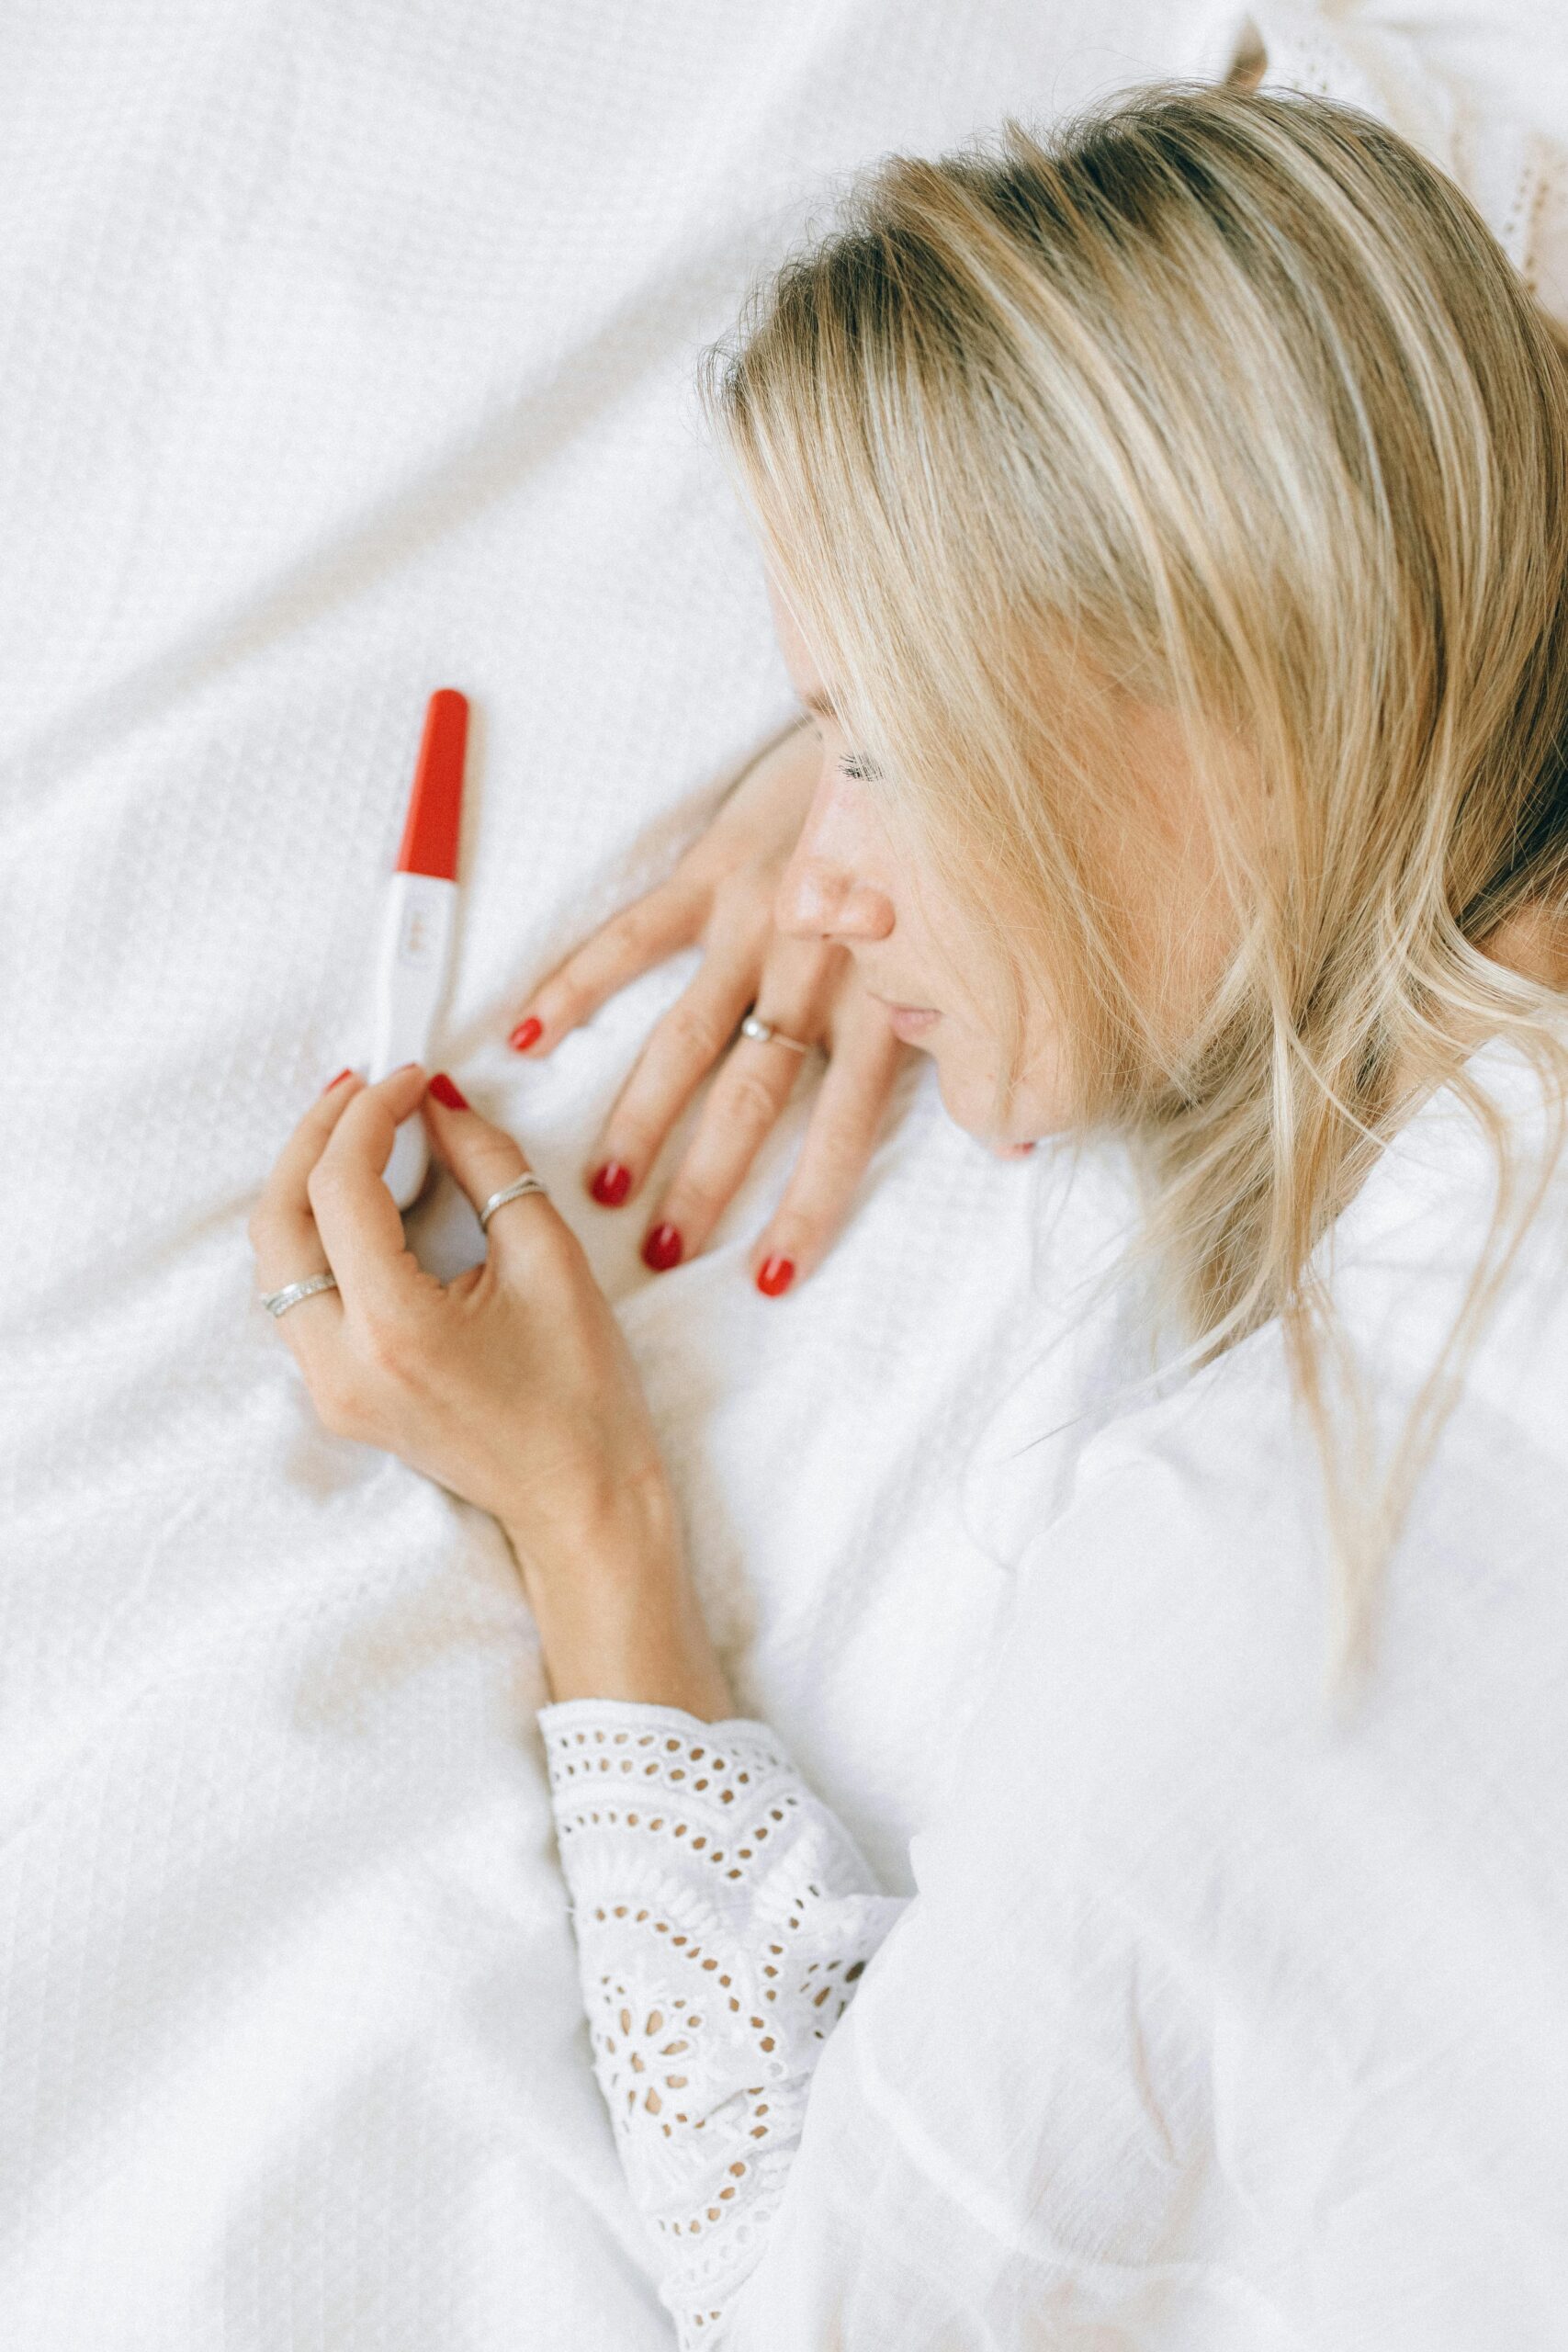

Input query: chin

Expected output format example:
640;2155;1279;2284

937;1046;1073;1147
934;1058;997;1140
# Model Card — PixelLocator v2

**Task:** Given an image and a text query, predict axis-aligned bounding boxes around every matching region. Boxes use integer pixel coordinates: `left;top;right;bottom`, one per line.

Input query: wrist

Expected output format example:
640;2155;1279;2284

502;1465;683;1598
503;1482;736;1721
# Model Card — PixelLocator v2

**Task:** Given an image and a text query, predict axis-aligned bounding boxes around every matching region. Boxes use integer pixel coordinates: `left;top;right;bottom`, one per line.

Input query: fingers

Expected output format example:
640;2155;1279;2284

580;937;781;1211
421;1074;569;1271
506;879;705;1056
304;1064;434;1310
627;999;823;1270
249;1068;366;1304
743;1006;908;1296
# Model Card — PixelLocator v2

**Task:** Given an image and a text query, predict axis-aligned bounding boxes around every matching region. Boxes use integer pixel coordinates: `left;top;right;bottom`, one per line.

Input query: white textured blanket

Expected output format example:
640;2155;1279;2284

6;3;1551;2346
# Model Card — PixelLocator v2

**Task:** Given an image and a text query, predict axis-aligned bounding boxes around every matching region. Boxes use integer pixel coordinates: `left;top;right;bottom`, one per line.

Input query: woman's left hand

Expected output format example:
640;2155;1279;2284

248;1064;682;1585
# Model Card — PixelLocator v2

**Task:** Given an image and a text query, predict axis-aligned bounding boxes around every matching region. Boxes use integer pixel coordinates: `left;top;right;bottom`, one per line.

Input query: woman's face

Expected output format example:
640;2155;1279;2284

769;576;1230;1149
769;579;1064;1148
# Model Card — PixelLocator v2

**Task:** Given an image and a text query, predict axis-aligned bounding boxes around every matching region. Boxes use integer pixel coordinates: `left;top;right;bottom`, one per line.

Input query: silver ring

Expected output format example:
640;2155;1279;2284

479;1172;549;1232
739;1012;810;1056
260;1271;339;1318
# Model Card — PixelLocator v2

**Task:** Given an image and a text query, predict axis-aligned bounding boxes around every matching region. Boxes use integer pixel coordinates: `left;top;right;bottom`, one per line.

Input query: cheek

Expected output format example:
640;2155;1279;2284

1010;1024;1077;1137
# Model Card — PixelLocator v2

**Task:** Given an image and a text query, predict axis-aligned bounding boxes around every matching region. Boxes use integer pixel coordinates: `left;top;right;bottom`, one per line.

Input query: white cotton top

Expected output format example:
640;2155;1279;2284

542;1039;1568;2347
538;13;1568;2345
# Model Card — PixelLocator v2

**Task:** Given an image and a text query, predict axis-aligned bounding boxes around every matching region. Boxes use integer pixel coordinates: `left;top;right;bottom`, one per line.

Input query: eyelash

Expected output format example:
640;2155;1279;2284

838;752;881;782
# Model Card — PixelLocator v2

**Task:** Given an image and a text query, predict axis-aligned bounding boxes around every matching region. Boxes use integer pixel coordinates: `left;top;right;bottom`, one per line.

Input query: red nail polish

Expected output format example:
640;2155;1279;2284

641;1223;683;1272
590;1161;632;1207
321;1068;354;1094
757;1255;795;1297
428;1072;469;1110
509;1015;543;1053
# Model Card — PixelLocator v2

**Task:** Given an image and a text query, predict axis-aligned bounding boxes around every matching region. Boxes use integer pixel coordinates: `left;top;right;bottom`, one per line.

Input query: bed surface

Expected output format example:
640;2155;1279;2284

10;3;1553;2345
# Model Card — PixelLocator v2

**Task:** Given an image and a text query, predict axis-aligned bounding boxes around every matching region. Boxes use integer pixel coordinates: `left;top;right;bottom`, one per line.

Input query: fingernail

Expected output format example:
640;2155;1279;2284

641;1222;683;1272
509;1015;544;1053
321;1068;354;1094
590;1160;632;1207
756;1255;795;1297
428;1072;469;1111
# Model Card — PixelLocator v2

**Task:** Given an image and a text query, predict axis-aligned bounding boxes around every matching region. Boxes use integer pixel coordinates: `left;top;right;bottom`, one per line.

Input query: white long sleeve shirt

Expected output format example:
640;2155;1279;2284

542;1035;1568;2347
540;11;1568;2340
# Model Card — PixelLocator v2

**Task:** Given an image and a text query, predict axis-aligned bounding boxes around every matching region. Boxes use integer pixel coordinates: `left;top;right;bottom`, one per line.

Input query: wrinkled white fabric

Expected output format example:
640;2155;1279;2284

5;3;1566;2348
0;6;1251;2349
544;1040;1568;2347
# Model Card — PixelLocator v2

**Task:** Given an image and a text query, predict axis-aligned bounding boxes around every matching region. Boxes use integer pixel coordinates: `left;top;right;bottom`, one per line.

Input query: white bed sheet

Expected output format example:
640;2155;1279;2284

3;3;1556;2346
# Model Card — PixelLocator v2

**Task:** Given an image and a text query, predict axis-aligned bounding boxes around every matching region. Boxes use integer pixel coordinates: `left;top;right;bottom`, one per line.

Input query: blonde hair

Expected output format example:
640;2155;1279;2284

705;84;1568;1661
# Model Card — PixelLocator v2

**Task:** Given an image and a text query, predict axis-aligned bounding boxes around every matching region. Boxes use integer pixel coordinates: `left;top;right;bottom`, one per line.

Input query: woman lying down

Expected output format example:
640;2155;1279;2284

251;72;1568;2352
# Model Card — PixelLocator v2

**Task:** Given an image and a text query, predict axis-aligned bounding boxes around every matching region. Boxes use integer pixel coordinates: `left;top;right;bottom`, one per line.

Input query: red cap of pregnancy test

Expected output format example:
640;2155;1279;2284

395;688;468;879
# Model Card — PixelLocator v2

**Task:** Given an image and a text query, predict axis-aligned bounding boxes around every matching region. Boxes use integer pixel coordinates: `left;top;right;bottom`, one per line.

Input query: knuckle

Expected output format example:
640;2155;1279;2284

795;1115;869;1193
474;1143;526;1191
305;1160;339;1214
724;1066;786;1131
666;1002;727;1063
806;1134;864;1192
668;1171;728;1227
738;1072;789;1124
608;901;658;956
315;1369;368;1440
530;1213;584;1280
539;975;585;1029
500;1199;579;1282
358;1308;419;1385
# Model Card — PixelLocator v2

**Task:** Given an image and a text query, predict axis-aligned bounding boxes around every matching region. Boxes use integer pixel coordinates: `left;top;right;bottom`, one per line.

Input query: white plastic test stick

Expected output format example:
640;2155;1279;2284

367;689;468;1209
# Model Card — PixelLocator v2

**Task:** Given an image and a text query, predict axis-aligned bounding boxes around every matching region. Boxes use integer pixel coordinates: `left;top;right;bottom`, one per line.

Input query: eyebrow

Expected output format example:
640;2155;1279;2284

801;688;838;718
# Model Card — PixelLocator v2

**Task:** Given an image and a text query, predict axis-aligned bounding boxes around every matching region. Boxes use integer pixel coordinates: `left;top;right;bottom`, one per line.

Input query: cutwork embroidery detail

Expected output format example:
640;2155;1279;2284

542;1710;897;2345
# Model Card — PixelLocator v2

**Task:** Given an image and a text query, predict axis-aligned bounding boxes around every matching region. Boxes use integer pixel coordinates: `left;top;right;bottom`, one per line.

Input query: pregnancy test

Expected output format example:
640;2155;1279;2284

369;687;468;1209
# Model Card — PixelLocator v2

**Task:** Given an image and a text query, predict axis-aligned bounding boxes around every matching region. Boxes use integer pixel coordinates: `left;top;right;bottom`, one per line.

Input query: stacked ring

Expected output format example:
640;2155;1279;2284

478;1171;550;1231
260;1272;339;1318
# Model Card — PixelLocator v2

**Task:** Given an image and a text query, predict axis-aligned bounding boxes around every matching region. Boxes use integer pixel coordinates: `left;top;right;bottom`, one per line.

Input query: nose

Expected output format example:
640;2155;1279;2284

774;771;896;945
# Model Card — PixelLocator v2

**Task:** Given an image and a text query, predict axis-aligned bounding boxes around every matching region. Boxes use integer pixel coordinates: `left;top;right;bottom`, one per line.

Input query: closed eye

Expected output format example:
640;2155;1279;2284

838;752;882;782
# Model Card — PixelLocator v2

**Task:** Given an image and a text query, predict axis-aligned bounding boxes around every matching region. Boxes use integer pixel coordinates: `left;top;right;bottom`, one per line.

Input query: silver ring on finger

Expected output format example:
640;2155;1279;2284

261;1272;339;1318
478;1172;550;1231
739;1012;811;1056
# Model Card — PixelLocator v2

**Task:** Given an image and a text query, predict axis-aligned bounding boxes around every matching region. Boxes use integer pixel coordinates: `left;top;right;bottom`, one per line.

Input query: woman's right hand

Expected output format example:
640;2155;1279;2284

503;720;910;1296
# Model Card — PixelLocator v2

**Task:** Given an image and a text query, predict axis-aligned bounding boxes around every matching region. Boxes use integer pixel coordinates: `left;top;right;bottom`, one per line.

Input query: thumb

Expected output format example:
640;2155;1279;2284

421;1073;557;1257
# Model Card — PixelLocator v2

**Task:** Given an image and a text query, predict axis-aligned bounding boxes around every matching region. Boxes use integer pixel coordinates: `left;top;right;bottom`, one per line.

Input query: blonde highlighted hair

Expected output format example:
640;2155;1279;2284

705;83;1568;1659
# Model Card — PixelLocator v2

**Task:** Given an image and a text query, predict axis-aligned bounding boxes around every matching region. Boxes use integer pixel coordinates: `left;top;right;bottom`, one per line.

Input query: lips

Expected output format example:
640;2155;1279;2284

864;986;942;1041
870;992;939;1016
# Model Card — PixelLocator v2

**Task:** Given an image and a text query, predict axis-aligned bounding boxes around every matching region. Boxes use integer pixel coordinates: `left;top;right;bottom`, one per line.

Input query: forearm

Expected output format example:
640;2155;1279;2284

504;1480;736;1721
519;1480;903;2344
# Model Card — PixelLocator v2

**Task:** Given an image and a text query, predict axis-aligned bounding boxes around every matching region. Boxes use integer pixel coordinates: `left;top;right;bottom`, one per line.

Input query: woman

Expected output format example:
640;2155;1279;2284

251;70;1568;2351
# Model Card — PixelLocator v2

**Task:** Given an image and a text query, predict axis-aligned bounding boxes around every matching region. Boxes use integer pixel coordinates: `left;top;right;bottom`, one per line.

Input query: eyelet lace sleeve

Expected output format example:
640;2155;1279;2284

538;1697;906;2346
